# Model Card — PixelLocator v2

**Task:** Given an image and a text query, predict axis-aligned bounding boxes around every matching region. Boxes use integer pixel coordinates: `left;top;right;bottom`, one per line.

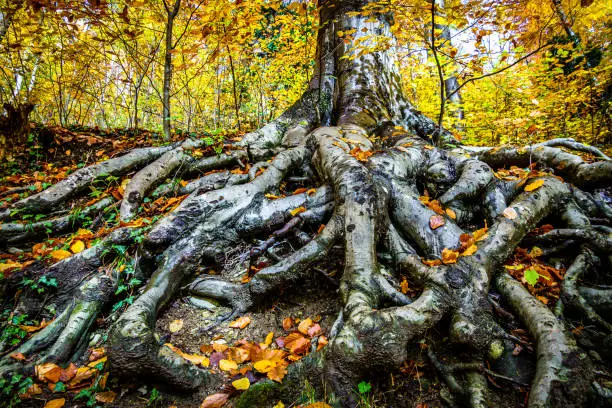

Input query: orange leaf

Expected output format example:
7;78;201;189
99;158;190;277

36;363;62;383
44;398;65;408
268;364;288;382
286;335;310;355
229;316;251;329
282;317;293;331
421;258;442;267
349;147;373;162
70;240;85;254
441;248;459;265
10;352;25;361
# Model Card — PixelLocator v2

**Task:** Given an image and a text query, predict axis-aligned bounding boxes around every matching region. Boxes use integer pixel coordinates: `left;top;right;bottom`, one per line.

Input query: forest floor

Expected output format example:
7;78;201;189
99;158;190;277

1;126;608;408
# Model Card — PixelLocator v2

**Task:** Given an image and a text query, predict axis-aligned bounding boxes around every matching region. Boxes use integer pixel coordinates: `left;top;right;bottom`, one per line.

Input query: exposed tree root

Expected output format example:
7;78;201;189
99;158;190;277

1;2;610;406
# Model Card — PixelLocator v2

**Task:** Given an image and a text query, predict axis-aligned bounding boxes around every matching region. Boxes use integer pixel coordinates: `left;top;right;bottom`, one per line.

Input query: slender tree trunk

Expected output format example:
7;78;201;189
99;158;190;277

162;0;181;140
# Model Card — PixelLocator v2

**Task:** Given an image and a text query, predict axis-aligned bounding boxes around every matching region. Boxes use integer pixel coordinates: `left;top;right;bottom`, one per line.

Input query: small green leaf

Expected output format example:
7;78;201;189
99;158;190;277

358;381;371;394
524;269;539;286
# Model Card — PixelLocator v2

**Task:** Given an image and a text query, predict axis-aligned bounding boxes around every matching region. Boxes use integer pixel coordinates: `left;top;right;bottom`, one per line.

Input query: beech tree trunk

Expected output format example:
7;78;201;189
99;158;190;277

0;1;610;407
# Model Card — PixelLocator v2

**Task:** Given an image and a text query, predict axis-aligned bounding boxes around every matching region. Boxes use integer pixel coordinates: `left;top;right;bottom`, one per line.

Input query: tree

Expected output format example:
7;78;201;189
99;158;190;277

0;1;610;407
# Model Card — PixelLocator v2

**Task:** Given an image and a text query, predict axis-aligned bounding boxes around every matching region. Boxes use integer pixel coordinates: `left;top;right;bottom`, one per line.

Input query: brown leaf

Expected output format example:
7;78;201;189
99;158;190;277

429;215;445;230
200;393;229;408
95;391;117;403
421;258;442;267
307;324;322;338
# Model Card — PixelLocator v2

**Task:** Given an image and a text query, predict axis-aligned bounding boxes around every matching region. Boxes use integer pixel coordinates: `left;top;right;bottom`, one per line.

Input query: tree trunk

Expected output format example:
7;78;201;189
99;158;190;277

0;1;609;407
162;0;181;140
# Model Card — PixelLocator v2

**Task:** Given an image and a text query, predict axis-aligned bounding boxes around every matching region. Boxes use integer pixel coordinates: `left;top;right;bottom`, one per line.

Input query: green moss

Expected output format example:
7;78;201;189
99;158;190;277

235;379;280;408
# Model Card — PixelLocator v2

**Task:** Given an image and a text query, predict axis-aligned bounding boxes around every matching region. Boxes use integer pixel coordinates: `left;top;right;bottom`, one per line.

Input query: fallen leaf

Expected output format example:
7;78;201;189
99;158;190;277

219;359;238;371
317;336;328;351
36;363;62;383
282;317;293;331
525;179;544;192
307;324;322;338
264;331;274;346
286;335;310;355
421;258;442;267
169;319;184;333
50;249;72;261
298;318;313;335
232;377;250;390
19;319;51;333
254;359;276;373
441;248;459;265
212;342;229;352
290;206;306;217
227;347;250;364
44;398;65;408
429;215;445;230
268;364;288;382
349;147;373;162
503;207;517;220
95;391;117;403
445;208;456;219
10;352;26;361
200;393;229;408
0;260;22;273
164;344;209;367
273;402;285;408
69;366;96;387
473;226;489;241
70;240;85;254
461;245;478;256
229;316;251;329
304;403;332;408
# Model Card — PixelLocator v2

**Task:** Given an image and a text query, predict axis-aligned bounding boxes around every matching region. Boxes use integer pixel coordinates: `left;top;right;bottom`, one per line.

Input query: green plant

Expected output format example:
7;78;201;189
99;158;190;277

356;381;374;408
299;380;317;405
0;374;34;407
148;388;160;406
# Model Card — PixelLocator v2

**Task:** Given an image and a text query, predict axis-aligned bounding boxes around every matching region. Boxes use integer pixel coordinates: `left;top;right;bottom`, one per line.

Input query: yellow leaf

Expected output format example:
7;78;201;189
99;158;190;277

75;228;94;238
445;208;456;219
229;316;251;329
290;206;306;217
0;260;22;273
473;226;488;241
169;319;184;333
254;359;275;373
264;331;274;346
219;359;238;371
44;398;65;408
232;377;250;390
525;179;544;192
461;245;478;256
70;240;85;254
50;249;72;261
273;402;285;408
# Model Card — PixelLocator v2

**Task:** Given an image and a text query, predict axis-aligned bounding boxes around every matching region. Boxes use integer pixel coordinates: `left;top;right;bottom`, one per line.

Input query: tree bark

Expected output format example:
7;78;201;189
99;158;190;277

0;1;608;407
162;0;181;140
